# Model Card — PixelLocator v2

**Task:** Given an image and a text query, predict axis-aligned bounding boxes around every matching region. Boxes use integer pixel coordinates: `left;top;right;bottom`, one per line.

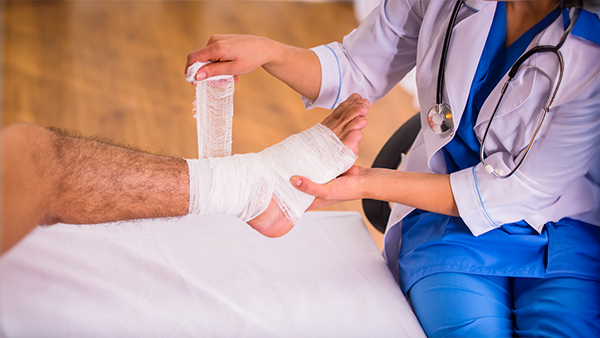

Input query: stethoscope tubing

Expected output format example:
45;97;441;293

479;53;564;178
431;0;580;179
479;8;578;178
436;0;464;105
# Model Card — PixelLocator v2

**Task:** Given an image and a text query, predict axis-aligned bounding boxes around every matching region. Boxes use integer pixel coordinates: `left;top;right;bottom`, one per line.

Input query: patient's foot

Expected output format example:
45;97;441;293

247;94;369;237
1;94;368;253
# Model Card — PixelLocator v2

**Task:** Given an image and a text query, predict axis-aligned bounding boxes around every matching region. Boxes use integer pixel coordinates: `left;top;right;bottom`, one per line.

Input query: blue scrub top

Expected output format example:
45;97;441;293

398;4;600;293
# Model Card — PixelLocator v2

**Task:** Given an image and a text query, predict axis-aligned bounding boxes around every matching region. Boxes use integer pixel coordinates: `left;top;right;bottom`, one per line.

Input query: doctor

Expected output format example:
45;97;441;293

187;0;600;336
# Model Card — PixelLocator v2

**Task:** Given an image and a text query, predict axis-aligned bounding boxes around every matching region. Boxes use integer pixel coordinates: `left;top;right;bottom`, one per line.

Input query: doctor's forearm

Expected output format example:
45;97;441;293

361;168;459;217
261;42;322;101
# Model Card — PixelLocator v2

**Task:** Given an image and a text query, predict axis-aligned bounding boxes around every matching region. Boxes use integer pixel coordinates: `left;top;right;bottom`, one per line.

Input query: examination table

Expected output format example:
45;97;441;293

0;211;425;337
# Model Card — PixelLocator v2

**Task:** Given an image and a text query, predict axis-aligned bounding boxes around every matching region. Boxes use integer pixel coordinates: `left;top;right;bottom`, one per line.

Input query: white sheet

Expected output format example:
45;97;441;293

0;211;425;337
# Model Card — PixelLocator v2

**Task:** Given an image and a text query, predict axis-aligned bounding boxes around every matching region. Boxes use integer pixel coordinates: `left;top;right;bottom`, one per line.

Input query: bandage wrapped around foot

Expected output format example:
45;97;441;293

185;61;356;224
187;124;357;224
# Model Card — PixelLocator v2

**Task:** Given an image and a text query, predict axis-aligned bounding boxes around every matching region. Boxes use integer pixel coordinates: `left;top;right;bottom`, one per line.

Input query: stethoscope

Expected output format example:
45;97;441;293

427;0;582;178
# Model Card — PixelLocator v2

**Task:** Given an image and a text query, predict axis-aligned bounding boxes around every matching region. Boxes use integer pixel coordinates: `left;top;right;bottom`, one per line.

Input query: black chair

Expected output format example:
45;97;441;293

362;113;421;234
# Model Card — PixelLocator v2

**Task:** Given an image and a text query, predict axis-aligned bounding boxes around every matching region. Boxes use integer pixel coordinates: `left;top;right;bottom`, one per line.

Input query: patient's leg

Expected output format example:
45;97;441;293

1;125;191;253
1;94;368;253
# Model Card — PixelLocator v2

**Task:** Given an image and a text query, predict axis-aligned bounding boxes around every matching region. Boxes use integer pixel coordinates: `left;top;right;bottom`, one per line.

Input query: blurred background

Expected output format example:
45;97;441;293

2;0;418;249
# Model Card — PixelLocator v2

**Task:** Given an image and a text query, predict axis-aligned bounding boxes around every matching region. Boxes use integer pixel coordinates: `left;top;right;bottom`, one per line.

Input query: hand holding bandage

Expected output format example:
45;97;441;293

185;62;368;235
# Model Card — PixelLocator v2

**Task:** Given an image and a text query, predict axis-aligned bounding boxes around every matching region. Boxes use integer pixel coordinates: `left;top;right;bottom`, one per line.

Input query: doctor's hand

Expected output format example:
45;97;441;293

186;34;321;100
291;166;368;210
186;34;281;82
293;166;460;216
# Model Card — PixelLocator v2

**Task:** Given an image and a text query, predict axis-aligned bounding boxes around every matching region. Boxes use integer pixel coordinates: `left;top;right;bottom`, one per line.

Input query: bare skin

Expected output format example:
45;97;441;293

186;35;322;101
247;93;368;237
290;0;562;212
187;35;460;218
1;94;369;254
291;0;558;211
186;0;561;220
291;167;459;217
3;0;548;254
505;0;559;47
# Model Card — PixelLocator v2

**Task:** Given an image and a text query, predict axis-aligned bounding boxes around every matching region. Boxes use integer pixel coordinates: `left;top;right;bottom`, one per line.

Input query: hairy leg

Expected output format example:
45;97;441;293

1;94;368;253
1;124;189;253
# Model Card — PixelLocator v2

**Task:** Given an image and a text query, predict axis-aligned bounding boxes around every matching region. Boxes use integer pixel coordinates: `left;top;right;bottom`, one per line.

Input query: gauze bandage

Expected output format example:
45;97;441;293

186;62;234;158
186;124;357;224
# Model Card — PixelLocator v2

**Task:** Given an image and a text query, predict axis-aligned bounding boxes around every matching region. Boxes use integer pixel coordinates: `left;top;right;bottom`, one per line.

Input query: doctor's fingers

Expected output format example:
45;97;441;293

290;176;342;210
185;35;272;80
291;166;365;209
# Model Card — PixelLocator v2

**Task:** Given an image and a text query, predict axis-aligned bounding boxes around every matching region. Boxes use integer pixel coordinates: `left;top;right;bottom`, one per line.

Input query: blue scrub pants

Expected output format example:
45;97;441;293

409;272;600;337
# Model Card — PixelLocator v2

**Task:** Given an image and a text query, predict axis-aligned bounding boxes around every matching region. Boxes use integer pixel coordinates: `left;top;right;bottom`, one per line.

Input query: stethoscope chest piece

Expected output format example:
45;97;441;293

427;103;454;135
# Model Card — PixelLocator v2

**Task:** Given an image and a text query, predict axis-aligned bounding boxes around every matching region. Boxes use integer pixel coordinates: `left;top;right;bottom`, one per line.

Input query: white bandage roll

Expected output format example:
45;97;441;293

187;61;234;159
187;123;357;224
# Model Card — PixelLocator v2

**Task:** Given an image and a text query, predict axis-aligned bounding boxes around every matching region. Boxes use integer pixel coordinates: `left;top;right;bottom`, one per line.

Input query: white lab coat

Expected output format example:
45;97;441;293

303;0;600;282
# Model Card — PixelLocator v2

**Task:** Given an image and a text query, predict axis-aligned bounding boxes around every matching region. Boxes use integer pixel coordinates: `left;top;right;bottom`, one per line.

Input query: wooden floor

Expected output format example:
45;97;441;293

2;0;418;249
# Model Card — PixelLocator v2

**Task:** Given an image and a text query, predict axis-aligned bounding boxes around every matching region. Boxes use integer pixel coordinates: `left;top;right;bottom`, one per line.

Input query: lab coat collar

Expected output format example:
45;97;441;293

463;0;490;12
